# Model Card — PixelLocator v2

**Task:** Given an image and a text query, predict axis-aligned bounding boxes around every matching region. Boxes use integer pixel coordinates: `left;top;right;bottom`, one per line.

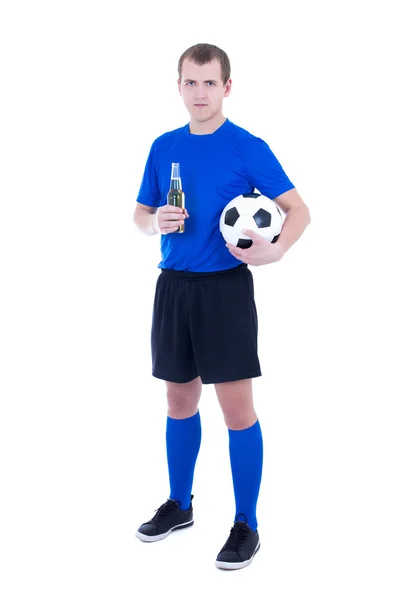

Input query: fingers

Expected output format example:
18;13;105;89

163;220;184;232
160;206;188;216
163;212;186;222
159;207;188;220
157;206;189;234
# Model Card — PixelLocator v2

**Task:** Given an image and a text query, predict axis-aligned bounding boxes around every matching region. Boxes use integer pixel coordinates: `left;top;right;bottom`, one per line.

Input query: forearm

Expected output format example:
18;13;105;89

133;209;159;236
278;206;311;253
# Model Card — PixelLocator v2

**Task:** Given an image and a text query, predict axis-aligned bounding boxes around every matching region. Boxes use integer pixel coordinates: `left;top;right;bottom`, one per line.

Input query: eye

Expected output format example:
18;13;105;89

184;81;216;86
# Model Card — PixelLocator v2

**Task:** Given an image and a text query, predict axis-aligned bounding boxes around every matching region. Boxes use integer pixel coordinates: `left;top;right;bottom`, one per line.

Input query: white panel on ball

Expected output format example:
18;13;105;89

219;193;283;248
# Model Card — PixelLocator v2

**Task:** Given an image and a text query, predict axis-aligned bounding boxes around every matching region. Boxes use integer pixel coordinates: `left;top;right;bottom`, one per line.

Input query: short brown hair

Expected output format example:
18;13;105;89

178;43;231;85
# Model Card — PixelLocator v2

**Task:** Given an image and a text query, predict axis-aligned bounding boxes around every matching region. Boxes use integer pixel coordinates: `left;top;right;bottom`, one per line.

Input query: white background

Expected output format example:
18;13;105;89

1;0;399;598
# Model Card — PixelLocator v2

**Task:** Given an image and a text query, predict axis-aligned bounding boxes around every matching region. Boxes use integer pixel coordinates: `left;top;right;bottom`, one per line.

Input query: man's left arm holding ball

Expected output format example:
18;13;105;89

225;188;312;267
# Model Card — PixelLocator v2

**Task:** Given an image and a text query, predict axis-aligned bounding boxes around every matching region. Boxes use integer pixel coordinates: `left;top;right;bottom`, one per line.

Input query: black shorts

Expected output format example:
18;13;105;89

150;264;261;384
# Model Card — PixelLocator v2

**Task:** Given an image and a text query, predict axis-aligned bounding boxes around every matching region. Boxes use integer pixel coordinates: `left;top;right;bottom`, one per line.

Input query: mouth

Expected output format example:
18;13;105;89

194;104;207;107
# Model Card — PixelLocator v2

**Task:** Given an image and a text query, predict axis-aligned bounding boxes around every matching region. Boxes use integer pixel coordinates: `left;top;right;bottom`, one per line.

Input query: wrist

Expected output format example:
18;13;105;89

151;211;160;234
275;239;287;257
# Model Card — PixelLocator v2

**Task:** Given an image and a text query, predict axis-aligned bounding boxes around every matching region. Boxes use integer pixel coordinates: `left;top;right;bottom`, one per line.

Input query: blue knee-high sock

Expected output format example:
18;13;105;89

228;420;263;531
166;411;201;510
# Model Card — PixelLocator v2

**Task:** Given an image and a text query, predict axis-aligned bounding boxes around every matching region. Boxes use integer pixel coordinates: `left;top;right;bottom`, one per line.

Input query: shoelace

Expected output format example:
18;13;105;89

222;521;250;552
148;499;180;525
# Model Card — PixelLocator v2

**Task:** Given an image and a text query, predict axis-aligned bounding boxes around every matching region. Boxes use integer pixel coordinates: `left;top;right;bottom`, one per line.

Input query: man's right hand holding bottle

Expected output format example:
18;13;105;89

152;206;189;234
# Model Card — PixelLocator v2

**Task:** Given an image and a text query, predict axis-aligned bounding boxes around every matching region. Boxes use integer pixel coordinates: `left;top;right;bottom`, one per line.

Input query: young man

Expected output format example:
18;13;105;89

133;43;311;570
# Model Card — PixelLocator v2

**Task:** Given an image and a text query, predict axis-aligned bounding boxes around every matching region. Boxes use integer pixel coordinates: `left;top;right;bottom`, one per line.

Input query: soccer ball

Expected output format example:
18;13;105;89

219;193;283;248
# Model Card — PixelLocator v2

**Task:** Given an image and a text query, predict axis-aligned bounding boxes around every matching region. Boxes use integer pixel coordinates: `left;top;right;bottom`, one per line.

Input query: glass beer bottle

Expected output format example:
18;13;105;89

167;162;185;233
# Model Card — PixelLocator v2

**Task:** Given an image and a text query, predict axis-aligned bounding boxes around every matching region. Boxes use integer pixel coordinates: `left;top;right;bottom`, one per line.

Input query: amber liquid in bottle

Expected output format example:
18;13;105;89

167;162;185;233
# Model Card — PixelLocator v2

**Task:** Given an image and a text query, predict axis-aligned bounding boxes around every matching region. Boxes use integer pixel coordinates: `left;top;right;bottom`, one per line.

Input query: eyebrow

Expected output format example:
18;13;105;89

183;79;218;84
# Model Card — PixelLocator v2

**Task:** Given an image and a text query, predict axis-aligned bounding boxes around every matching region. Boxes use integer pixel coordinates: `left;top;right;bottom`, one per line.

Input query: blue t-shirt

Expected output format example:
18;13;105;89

136;118;295;272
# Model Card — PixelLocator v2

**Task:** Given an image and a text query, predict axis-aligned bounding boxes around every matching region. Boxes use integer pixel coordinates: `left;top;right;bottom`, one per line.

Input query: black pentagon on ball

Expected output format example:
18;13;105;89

242;193;260;199
253;208;271;228
225;206;240;227
237;238;253;249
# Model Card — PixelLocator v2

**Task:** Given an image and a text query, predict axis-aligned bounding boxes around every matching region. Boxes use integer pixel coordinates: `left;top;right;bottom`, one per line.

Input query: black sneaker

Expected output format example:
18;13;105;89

135;495;194;542
215;516;260;570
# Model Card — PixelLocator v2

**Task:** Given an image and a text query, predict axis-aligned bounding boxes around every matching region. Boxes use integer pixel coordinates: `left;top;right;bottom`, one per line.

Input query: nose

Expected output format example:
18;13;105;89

194;84;207;100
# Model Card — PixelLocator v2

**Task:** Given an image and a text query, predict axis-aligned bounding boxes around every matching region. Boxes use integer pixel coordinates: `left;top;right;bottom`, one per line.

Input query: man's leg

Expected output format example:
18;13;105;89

136;269;202;542
215;378;263;531
213;378;263;569
152;271;203;509
165;376;203;510
189;265;262;567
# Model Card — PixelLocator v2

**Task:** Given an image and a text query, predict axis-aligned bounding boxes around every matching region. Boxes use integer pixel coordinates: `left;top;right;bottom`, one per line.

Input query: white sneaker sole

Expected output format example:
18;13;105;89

135;519;194;542
215;541;260;570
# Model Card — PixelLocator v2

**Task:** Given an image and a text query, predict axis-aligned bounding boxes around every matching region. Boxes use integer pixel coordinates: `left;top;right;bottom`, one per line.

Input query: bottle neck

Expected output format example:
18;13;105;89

170;163;182;190
170;177;182;190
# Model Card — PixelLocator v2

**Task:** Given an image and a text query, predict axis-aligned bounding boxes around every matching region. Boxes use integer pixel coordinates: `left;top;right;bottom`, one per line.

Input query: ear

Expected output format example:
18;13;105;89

177;78;182;96
224;78;232;98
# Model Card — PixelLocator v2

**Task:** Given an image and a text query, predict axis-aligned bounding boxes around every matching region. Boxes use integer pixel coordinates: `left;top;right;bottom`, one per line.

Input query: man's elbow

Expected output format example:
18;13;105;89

305;205;311;226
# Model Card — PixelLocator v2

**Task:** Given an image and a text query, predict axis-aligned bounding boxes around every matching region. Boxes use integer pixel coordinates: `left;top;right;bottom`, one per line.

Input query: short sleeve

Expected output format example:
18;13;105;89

136;141;162;207
245;137;295;199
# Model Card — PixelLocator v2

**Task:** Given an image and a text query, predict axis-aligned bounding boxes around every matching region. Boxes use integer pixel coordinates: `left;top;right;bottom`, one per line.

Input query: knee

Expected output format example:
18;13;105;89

166;378;201;419
222;409;258;431
167;392;199;419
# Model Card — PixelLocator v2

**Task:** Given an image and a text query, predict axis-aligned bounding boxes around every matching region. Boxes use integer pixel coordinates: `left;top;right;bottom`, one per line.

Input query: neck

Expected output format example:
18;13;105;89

189;113;226;135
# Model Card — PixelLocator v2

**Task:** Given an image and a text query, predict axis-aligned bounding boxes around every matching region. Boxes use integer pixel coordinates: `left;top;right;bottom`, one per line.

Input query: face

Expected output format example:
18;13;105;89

178;59;232;123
